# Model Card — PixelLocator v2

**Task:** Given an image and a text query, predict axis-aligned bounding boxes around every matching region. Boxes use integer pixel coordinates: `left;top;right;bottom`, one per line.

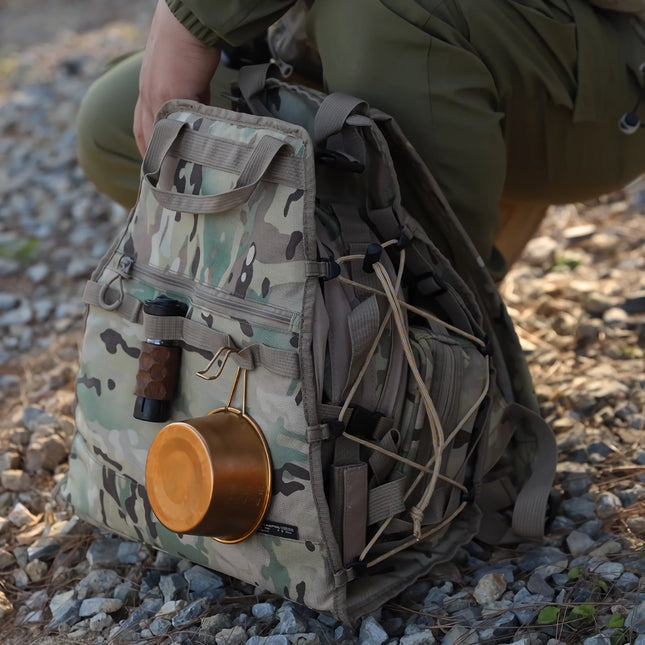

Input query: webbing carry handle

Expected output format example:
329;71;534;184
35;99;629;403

142;119;292;214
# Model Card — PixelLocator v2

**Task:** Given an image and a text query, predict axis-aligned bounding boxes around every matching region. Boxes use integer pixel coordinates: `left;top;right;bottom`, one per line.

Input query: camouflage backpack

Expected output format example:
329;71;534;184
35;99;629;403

62;64;557;624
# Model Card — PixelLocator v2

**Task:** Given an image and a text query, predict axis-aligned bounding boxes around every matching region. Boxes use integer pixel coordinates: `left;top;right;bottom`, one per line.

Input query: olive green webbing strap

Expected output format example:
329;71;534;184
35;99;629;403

82;280;300;379
477;404;557;543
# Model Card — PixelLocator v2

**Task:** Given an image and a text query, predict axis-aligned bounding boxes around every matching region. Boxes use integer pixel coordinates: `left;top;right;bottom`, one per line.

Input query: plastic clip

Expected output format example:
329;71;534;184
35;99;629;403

362;243;382;273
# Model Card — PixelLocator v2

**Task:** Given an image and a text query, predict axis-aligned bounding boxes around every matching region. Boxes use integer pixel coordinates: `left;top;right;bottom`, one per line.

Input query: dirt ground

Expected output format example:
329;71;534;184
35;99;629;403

0;0;154;54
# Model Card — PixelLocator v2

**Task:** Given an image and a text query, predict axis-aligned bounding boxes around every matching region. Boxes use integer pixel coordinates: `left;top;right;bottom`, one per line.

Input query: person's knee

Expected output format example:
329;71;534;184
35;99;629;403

76;55;143;209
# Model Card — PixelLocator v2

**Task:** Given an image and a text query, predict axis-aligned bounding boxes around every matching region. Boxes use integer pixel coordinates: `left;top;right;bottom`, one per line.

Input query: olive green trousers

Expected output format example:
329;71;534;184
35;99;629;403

76;0;645;275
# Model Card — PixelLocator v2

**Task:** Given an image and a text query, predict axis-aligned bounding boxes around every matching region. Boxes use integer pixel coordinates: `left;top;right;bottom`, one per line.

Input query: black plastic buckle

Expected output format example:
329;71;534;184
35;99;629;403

322;418;345;440
362;243;383;274
322;258;341;281
345;405;383;440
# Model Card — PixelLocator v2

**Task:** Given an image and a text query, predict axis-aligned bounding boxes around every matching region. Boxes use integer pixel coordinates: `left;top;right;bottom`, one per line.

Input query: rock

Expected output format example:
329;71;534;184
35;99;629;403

87;538;126;568
0;548;16;569
160;572;188;603
0;452;20;473
149;617;172;636
441;625;479;645
626;601;645;634
8;501;38;527
603;307;629;327
24;558;48;582
253;602;277;619
214;625;248;645
473;572;507;606
566;530;596;556
526;573;555;600
623;290;645;314
563;224;597;242
595;492;622;518
523;236;559;269
89;611;114;632
24;434;68;472
171;597;211;629
48;589;81;629
561;496;597;522
1;469;32;492
358;615;388;645
592;561;625;583
0;590;14;620
400;630;436;645
78;597;123;617
273;603;308;635
184;564;225;597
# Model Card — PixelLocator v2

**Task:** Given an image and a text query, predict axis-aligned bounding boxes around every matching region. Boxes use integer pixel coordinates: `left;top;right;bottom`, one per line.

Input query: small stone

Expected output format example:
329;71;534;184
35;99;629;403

149;617;172;636
160;572;188;603
583;637;611;645
441;625;479;645
623;290;645;314
553;311;579;336
8;501;38;527
48;590;81;629
184;564;225;597
595;492;622;519
78;597;123;617
627;516;645;537
0;452;20;473
473;572;507;606
171;597;211;629
24;434;68;472
592;561;624;582
626;601;645;634
24;558;48;582
113;581;137;605
589;540;622;557
0;590;13;620
523;236;559;269
566;530;596;556
0;548;16;569
157;599;186;617
564;224;597;241
215;625;247;645
78;568;122;596
400;630;436;645
603;307;629;327
358;615;388;645
117;540;147;564
526;573;555;599
89;611;113;632
561;496;596;521
252;602;276;619
86;538;123;567
2;469;32;492
274;602;307;635
615;572;640;592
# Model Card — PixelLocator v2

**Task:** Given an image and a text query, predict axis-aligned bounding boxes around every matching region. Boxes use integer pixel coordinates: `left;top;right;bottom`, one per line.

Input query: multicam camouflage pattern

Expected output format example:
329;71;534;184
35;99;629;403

62;79;555;623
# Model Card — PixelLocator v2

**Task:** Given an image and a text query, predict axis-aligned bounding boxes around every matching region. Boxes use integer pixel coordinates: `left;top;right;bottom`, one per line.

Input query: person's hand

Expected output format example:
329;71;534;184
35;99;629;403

134;0;221;155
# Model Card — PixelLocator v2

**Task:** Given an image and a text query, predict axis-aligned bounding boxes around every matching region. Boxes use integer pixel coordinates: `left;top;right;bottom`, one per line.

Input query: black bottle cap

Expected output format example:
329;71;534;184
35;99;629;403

143;295;189;318
133;396;171;422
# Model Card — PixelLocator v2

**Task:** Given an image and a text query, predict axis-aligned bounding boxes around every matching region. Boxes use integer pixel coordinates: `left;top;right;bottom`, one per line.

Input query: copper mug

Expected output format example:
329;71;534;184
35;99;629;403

145;403;272;543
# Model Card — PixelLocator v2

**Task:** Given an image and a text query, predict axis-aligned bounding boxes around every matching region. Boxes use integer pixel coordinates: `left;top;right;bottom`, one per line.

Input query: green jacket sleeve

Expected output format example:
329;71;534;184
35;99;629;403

165;0;296;46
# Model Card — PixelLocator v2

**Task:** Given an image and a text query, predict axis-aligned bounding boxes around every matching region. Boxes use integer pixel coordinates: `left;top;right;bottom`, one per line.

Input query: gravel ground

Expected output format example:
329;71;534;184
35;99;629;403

0;5;644;645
